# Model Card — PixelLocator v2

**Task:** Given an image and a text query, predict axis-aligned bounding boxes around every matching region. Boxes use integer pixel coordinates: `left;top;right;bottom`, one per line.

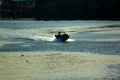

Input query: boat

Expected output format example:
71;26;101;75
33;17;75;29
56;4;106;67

55;32;70;42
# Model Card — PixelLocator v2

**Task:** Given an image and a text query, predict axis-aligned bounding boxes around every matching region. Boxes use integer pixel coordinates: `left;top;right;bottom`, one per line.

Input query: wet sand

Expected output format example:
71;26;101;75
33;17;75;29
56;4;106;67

0;52;120;80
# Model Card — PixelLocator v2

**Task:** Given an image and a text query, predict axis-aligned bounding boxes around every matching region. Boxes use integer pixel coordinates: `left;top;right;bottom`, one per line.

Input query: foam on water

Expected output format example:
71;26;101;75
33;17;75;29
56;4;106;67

32;34;76;42
33;35;55;41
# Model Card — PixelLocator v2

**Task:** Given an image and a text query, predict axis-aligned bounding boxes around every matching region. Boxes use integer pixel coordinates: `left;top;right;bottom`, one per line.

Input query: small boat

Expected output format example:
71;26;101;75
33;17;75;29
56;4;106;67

55;32;70;42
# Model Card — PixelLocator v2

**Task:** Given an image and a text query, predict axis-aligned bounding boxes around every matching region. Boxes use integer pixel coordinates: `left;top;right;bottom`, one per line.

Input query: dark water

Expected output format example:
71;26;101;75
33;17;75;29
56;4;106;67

0;20;120;55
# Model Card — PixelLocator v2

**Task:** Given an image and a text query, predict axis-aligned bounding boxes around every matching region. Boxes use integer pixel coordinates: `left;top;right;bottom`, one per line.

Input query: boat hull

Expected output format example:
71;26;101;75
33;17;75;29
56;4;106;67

55;33;69;42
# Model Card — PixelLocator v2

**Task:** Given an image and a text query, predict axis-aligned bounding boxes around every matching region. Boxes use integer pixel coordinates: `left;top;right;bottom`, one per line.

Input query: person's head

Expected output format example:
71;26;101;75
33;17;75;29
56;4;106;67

58;32;61;34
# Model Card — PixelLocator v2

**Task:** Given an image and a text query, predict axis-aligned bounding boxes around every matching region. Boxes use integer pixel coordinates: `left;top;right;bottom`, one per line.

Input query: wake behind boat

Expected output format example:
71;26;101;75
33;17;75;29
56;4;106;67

55;32;70;42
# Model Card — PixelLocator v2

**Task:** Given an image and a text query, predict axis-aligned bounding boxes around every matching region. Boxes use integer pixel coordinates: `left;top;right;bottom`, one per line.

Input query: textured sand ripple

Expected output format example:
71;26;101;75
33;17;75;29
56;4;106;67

0;52;120;80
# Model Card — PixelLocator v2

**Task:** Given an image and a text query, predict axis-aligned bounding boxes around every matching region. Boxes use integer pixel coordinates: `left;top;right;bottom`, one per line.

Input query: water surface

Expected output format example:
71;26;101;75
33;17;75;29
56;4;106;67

0;20;120;80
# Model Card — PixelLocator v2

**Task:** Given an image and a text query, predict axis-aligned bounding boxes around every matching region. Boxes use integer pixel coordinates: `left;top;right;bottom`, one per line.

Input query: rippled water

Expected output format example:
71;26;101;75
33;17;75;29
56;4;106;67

0;20;120;80
0;20;120;54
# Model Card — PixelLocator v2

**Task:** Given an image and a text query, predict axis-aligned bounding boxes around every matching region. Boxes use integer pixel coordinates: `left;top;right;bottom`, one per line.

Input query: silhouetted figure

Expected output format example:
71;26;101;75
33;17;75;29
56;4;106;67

55;32;62;39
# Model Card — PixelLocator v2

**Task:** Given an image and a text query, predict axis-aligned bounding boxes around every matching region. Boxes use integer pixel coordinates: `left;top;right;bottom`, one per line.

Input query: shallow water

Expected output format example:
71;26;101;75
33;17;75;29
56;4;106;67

0;20;120;80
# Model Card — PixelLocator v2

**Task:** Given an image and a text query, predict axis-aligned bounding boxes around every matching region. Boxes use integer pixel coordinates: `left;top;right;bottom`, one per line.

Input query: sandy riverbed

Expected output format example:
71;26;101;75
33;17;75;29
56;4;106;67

0;52;120;80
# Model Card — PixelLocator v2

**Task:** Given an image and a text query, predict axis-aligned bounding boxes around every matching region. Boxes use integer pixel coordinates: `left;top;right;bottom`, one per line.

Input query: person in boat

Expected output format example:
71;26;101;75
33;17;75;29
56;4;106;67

55;32;70;41
55;32;62;39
